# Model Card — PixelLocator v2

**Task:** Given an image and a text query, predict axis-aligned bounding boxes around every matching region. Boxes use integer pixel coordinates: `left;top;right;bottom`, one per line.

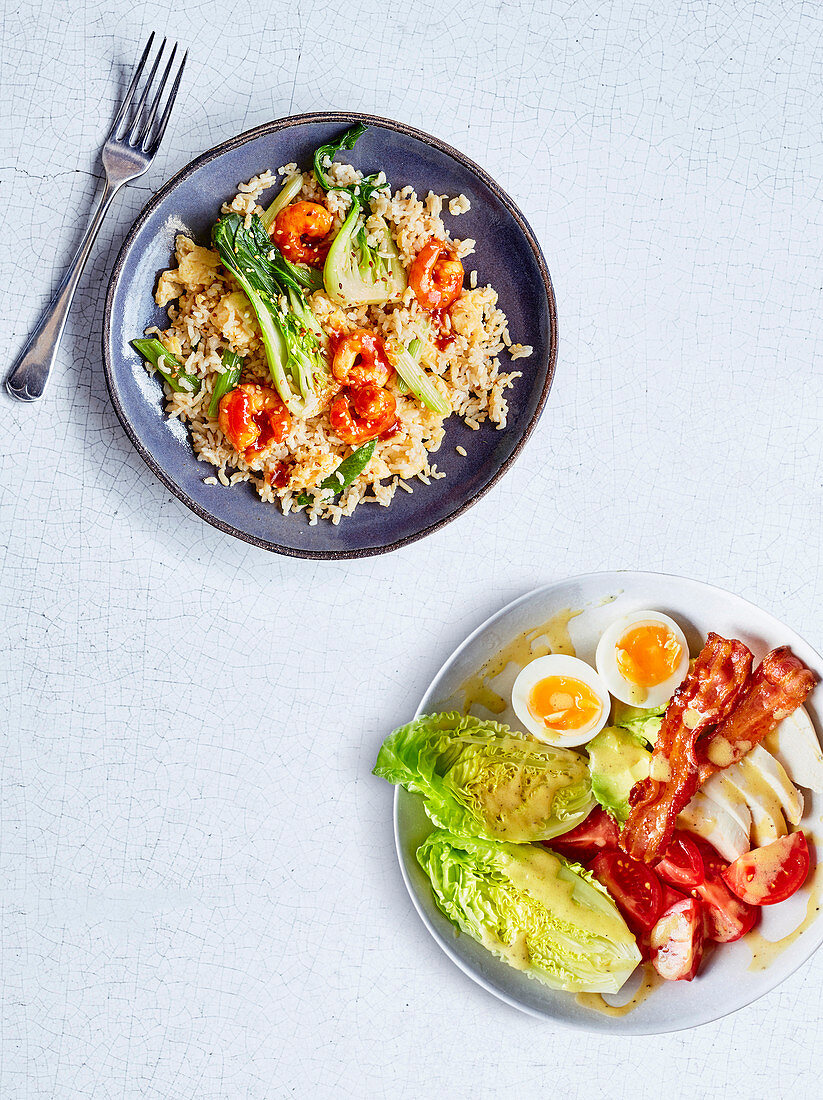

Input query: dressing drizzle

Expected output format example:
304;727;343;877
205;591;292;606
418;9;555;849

575;965;662;1017
747;859;823;971
460;608;583;715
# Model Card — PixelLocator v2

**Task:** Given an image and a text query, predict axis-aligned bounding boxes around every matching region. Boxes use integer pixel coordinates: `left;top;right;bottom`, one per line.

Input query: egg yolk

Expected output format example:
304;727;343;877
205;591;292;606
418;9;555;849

528;675;602;732
615;624;682;687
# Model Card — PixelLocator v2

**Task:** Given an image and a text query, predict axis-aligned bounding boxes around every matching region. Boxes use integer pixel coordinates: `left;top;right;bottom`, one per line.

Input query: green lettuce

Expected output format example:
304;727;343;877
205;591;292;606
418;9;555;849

418;831;641;993
373;712;593;843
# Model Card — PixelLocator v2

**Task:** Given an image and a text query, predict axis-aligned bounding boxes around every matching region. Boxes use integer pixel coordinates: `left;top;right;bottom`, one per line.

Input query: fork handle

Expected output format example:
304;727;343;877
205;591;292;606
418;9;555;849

6;177;122;401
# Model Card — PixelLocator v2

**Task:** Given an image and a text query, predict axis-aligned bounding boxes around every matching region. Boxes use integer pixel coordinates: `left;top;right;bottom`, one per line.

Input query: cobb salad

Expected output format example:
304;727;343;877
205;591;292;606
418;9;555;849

375;609;822;995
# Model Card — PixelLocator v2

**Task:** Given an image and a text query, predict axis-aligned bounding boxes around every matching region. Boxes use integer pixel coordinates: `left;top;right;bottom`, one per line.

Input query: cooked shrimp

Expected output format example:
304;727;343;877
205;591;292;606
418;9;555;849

329;385;397;445
408;239;464;310
218;383;291;458
332;329;393;388
271;201;334;265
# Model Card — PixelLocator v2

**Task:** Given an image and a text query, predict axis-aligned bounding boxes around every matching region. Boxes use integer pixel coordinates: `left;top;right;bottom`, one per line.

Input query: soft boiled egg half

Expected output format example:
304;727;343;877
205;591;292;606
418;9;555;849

595;610;690;708
511;654;610;747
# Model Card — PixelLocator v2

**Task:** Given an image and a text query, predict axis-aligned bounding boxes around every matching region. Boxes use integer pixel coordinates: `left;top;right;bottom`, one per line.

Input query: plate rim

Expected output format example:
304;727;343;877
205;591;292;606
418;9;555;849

101;110;558;559
391;569;823;1032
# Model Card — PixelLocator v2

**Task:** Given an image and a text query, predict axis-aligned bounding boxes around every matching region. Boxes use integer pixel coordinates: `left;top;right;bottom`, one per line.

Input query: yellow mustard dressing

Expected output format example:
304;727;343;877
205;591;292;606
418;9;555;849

576;965;663;1017
500;846;623;939
474;844;629;980
718;766;786;846
480;926;531;971
472;750;587;842
747;860;823;972
460;608;583;714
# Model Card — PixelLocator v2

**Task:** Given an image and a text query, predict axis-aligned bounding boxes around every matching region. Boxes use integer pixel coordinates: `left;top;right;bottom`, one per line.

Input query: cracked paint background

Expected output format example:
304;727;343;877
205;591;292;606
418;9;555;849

2;0;823;1096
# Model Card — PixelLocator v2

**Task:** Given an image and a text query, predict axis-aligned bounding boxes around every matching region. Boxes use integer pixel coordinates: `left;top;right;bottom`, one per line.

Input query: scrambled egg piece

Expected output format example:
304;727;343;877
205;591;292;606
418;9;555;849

213;291;259;348
449;289;486;339
155;236;223;307
159;332;183;359
287;450;339;491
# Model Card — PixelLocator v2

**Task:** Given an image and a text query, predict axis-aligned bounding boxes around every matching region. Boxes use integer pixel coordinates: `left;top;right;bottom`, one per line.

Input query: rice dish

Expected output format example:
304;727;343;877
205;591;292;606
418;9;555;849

139;130;532;525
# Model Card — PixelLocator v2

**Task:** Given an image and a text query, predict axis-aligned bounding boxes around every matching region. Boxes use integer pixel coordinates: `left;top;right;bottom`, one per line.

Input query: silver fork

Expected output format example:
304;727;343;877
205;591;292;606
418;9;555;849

6;34;187;402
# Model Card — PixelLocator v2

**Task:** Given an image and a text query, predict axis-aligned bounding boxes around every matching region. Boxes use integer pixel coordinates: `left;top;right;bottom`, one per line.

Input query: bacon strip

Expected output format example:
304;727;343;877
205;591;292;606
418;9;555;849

620;633;753;864
697;647;817;784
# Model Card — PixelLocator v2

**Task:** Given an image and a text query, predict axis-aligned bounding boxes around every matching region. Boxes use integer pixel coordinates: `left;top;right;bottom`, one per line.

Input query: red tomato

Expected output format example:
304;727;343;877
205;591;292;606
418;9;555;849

634;930;652;962
650;897;705;981
661;882;689;912
723;832;811;906
695;879;758;942
634;895;686;963
685;837;758;942
655;832;705;889
546;808;619;861
591;850;665;932
691;836;729;878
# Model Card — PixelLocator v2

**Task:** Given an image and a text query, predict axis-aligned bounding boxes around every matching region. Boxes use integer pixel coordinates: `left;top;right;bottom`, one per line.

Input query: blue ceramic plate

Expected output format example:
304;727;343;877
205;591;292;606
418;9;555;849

103;112;557;558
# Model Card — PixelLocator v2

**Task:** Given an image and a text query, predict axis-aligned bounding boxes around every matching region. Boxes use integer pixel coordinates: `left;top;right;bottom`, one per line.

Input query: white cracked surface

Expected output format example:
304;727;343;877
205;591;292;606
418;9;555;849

2;0;823;1096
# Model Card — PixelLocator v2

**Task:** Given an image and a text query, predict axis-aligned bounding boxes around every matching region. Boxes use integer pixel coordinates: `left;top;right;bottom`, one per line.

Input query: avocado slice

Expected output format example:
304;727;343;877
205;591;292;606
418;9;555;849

587;726;652;822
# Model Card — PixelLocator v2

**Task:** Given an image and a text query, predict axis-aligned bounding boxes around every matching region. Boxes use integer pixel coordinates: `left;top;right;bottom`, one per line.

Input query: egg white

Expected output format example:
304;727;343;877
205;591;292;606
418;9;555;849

510;654;610;748
595;609;690;708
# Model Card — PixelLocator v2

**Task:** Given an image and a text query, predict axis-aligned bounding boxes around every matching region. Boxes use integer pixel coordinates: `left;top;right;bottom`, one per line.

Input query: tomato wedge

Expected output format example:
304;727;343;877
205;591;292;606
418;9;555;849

691;835;729;880
654;832;704;889
547;807;619;861
724;832;811;906
634;885;688;961
695;879;758;942
661;882;689;912
650;897;705;981
688;836;758;942
591;850;664;932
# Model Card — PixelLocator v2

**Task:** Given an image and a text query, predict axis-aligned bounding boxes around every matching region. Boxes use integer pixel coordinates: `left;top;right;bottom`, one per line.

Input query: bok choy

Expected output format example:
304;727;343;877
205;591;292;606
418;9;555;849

313;125;406;306
294;439;376;508
212;213;330;416
207;350;243;419
132;338;201;394
385;338;450;416
260;173;303;232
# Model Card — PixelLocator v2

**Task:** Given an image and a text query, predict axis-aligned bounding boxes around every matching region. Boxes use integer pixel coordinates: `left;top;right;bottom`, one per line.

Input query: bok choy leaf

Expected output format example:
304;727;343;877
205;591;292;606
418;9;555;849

212;213;330;416
132;338;201;394
312;124;406;306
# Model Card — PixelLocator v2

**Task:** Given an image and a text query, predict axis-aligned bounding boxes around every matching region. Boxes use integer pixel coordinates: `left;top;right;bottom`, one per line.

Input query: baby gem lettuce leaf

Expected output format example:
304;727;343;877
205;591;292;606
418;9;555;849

374;712;594;843
418;831;641;993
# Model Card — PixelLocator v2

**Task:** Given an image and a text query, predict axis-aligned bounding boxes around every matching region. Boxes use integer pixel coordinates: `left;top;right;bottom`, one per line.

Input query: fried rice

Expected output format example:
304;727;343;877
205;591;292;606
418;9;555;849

143;161;532;525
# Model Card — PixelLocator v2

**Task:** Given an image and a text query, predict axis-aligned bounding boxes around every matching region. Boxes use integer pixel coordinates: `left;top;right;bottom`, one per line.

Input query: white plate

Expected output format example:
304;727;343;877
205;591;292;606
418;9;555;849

393;571;823;1033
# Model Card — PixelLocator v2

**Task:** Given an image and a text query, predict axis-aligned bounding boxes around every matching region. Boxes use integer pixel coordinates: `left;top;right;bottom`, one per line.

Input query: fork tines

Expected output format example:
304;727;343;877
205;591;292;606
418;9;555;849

109;33;187;154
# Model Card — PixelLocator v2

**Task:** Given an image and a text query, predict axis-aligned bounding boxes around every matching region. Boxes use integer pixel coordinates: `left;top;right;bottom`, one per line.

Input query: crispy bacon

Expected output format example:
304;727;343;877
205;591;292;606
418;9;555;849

620;633;753;864
697;647;817;783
